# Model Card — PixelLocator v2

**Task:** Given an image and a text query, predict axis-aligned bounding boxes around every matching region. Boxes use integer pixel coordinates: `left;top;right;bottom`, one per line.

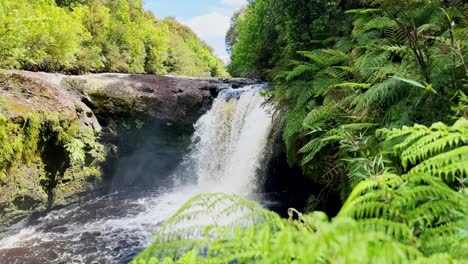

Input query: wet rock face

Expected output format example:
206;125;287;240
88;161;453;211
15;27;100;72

0;71;103;228
65;73;261;126
60;73;260;192
0;70;258;227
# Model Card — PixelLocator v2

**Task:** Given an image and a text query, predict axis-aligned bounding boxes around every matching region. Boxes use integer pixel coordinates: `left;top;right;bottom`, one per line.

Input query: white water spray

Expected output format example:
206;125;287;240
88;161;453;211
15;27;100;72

186;84;273;194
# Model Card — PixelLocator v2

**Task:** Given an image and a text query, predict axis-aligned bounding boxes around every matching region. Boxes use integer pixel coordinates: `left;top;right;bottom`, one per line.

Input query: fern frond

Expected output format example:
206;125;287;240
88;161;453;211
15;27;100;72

384;27;407;43
286;64;318;81
309;74;341;96
303;103;342;130
363;16;398;33
331;82;371;90
353;78;404;112
341;174;401;206
381;119;468;182
358;218;414;241
297;51;329;67
282;108;307;166
345;8;383;15
417;23;441;34
298;49;347;67
134;193;430;264
410;146;468;181
400;131;462;165
338;170;466;258
405;199;461;227
320;49;348;63
418;220;468;258
355;51;392;79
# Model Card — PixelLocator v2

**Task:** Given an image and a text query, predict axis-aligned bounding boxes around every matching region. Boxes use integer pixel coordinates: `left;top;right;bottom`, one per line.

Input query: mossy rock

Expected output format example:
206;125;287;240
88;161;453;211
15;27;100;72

0;72;106;227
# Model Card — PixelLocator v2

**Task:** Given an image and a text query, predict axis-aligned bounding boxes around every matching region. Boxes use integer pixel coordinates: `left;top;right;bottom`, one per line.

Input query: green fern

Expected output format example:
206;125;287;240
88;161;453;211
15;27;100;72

282;108;307;166
380;118;468;183
286;64;318;81
133;193;456;264
339;172;467;257
352;78;409;112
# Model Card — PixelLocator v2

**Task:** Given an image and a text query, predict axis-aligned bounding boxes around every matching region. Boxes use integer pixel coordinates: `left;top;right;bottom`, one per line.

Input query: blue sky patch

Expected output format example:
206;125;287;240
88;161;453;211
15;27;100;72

143;0;247;63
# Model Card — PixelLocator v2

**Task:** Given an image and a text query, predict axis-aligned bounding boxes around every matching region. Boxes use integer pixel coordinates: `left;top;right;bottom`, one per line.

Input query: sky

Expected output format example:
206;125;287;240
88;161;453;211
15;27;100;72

143;0;248;63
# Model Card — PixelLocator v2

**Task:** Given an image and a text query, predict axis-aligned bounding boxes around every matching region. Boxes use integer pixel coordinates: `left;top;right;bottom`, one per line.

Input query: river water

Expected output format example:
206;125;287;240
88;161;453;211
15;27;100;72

0;84;275;263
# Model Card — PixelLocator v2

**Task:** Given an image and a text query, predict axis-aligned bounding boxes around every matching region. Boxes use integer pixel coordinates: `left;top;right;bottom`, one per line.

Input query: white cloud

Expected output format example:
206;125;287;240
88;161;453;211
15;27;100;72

221;0;247;6
182;12;233;63
216;50;230;64
182;12;231;38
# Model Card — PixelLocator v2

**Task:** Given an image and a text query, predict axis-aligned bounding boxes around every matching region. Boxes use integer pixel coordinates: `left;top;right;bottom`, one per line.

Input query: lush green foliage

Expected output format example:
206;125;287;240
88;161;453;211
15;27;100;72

228;0;345;77
136;196;431;264
0;0;227;76
0;113;42;181
134;118;467;262
380;118;468;183
131;0;468;262
228;0;467;199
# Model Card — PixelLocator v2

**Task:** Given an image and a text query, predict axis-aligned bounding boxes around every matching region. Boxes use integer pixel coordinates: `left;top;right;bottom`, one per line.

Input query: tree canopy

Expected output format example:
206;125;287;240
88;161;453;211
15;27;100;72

0;0;228;77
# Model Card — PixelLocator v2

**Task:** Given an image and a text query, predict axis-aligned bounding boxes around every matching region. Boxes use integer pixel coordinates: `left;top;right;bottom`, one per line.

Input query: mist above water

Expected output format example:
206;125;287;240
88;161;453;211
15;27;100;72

183;84;274;194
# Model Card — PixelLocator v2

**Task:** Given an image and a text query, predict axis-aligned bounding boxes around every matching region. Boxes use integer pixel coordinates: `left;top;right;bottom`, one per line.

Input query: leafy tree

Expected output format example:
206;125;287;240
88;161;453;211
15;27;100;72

228;0;344;78
0;0;227;76
225;8;245;55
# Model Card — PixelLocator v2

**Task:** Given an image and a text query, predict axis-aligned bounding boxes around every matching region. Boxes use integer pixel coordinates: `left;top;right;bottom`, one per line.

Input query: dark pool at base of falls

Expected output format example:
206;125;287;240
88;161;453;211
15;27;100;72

0;187;285;264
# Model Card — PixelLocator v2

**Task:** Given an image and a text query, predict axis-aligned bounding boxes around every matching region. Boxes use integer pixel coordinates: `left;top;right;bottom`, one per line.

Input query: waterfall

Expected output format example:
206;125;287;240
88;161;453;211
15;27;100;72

183;84;274;195
0;83;275;263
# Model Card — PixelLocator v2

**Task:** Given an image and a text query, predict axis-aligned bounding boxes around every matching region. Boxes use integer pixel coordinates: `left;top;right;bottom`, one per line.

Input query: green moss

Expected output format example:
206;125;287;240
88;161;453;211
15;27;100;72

0;72;23;87
0;113;42;181
0;110;106;224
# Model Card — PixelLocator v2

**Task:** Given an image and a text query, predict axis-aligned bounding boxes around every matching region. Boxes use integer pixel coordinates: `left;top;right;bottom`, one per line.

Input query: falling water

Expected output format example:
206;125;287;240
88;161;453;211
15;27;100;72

0;84;274;263
185;84;273;194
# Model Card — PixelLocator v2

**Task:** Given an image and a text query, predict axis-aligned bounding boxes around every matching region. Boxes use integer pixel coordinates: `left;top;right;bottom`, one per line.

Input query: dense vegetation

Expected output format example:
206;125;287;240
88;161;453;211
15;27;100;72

135;119;468;263
228;0;467;197
0;0;227;76
136;0;467;262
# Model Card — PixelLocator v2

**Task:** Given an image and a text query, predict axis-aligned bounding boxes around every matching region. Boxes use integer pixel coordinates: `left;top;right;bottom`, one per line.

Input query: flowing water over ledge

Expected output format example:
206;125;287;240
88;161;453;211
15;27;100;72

0;84;276;263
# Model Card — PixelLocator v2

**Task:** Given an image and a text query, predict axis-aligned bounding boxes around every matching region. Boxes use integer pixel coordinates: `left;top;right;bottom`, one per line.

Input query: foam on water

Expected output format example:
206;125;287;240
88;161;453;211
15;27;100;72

186;84;273;194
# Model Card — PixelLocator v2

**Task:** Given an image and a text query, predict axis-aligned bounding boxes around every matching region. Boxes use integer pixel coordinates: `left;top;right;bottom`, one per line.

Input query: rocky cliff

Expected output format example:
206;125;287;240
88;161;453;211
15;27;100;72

0;70;258;228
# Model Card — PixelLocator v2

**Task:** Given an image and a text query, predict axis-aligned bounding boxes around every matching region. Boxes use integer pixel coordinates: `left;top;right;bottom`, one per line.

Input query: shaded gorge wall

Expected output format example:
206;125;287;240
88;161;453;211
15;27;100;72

102;118;194;191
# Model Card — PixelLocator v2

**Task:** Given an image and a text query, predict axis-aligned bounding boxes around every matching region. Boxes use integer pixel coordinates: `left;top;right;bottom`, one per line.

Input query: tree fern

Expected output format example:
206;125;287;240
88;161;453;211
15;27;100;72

297;49;348;68
285;64;318;81
354;51;392;79
339;172;466;257
380;118;468;183
133;193;455;264
352;78;409;112
302;103;342;130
